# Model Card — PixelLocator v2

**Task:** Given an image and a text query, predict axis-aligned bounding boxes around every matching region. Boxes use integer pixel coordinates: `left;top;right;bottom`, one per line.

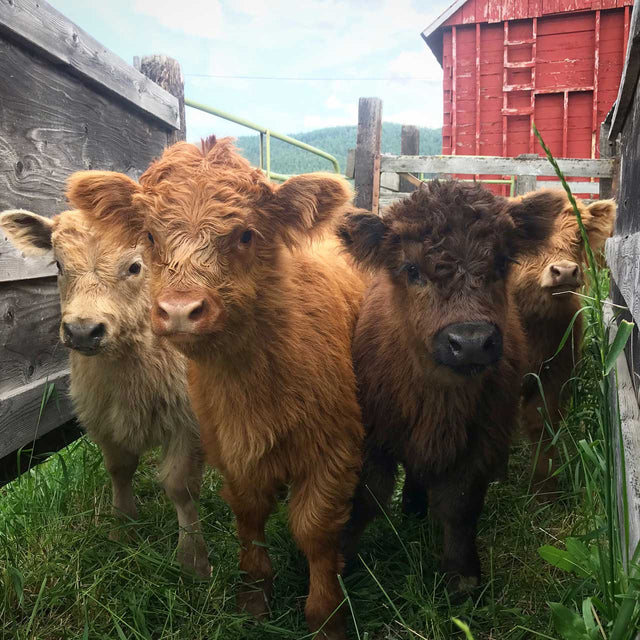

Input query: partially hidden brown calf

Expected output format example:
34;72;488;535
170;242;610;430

510;194;616;495
338;181;563;588
0;208;210;576
65;137;366;640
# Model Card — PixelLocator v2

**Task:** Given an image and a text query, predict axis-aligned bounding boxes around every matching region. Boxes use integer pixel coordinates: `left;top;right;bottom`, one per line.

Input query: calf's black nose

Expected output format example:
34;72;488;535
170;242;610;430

433;322;503;375
62;321;106;353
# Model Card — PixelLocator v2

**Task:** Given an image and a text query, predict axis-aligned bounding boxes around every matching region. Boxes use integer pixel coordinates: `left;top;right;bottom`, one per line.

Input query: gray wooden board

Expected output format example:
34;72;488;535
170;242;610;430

379;155;614;178
0;0;179;129
606;234;640;329
609;1;640;139
0;34;170;282
354;98;382;210
0;368;73;460
0;277;66;398
615;78;640;235
605;305;640;567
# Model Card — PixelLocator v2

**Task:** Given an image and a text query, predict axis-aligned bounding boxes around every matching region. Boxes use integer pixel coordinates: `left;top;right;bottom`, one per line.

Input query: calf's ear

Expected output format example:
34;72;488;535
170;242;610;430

583;199;616;251
506;189;566;256
267;173;353;247
0;209;54;255
337;210;389;270
66;171;143;235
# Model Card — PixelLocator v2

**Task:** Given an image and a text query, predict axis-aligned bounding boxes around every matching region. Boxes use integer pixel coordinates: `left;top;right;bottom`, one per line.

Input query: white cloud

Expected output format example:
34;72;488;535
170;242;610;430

325;94;344;110
385;107;442;128
303;114;357;129
387;50;442;82
133;0;224;38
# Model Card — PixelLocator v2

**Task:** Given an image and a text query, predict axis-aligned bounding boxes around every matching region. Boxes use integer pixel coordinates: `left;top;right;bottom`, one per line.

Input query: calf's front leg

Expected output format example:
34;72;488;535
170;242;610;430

99;438;139;540
290;465;362;640
222;481;277;619
428;465;489;591
161;438;211;577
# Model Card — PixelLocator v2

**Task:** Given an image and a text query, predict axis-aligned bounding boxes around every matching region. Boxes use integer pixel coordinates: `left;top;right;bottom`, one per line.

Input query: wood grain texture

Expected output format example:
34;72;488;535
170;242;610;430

399;125;420;193
354;98;382;210
379;154;614;177
139;55;185;144
0;277;67;397
609;0;640;138
0;368;73;460
605;305;640;568
0;0;179;129
0;35;169;281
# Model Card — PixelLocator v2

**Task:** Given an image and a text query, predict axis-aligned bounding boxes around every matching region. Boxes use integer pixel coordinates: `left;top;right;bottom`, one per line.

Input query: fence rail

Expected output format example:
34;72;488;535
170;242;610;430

185;98;341;181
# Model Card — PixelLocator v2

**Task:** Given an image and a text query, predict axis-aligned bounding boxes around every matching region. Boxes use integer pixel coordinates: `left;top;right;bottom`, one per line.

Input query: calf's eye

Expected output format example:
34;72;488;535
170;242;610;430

240;229;253;245
147;232;154;245
128;262;142;275
405;263;420;283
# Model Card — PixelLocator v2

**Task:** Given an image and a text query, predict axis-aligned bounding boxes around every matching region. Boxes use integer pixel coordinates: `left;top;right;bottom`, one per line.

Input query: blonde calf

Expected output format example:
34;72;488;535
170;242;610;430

0;208;210;576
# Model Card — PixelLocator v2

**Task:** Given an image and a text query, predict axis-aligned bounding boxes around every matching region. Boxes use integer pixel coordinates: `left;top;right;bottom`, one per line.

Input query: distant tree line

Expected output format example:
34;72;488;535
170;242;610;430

234;123;442;175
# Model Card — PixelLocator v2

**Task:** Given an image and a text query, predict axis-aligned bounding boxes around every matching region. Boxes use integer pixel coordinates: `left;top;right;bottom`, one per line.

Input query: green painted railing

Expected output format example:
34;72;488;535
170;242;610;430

185;98;341;181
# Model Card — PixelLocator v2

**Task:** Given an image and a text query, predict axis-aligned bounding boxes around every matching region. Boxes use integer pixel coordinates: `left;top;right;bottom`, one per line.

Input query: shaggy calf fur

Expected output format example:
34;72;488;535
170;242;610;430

338;181;563;588
0;208;210;577
65;137;366;640
510;195;616;494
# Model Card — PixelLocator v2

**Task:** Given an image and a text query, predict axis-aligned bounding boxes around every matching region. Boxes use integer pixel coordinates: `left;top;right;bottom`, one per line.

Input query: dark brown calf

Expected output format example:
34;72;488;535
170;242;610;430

66;137;366;640
511;195;616;495
338;181;563;588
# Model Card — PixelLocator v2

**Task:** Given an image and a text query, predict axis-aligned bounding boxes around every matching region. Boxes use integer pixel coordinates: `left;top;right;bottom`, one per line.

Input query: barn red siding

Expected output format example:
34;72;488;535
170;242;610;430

435;0;631;172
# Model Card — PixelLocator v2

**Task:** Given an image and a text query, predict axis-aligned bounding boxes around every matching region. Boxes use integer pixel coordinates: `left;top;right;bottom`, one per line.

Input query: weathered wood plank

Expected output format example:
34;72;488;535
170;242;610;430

139;55;185;144
399;125;420;192
380;155;615;178
0;368;73;460
345;149;355;179
535;180;601;194
606;233;640;329
0;0;179;129
605;305;640;566
354;98;382;211
0;35;169;281
609;0;640;139
0;278;66;397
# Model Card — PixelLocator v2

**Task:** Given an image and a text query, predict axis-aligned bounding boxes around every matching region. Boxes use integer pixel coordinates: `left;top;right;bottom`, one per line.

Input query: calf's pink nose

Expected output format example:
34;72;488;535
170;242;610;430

548;260;580;287
152;292;221;336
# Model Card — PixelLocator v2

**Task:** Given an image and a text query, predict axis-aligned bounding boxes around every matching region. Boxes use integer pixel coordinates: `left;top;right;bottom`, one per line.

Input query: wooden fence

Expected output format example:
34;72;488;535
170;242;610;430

605;1;640;568
351;97;615;214
0;0;185;480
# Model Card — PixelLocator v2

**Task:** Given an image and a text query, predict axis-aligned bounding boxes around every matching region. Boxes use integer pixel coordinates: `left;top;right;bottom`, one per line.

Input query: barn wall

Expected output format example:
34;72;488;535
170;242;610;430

439;6;630;169
0;0;180;461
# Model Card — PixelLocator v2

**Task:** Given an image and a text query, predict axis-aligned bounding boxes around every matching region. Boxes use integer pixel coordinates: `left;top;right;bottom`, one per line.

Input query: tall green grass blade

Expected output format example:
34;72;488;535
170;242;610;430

605;320;634;375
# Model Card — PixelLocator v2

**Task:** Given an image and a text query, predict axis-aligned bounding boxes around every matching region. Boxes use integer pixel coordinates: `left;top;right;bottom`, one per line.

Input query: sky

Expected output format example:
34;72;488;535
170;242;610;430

49;0;452;141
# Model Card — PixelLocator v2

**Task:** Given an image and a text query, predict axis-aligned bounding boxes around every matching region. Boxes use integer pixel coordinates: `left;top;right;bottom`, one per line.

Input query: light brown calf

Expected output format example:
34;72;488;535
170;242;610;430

510;194;616;495
0;208;210;576
65;137;366;640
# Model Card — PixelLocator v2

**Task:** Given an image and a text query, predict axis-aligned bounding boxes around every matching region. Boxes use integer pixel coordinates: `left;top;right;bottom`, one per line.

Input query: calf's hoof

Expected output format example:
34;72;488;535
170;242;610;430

177;536;211;578
237;579;272;619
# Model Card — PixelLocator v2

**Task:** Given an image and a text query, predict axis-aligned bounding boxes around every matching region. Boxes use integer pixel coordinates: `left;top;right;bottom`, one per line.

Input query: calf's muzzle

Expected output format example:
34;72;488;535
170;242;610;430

541;260;581;289
433;322;503;375
62;320;106;354
152;291;223;337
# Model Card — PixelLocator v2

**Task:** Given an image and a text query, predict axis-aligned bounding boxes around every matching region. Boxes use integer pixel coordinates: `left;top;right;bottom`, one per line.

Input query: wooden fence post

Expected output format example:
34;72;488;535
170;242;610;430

515;153;538;195
400;125;420;192
354;97;382;212
138;55;186;144
599;118;618;199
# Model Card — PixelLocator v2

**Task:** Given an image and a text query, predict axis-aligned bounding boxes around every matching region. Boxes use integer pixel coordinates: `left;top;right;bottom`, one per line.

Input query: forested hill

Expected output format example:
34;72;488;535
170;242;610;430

234;123;442;175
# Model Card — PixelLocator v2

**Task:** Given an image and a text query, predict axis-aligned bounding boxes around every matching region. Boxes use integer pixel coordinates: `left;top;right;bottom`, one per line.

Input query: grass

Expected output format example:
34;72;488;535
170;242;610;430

0;414;602;639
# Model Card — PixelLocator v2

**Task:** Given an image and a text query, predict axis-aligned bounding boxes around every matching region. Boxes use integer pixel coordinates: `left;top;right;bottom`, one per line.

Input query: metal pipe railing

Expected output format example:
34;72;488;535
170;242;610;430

185;98;341;179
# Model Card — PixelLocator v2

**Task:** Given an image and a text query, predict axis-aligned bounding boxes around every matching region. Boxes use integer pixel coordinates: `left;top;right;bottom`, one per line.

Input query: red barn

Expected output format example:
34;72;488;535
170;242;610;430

422;0;632;161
